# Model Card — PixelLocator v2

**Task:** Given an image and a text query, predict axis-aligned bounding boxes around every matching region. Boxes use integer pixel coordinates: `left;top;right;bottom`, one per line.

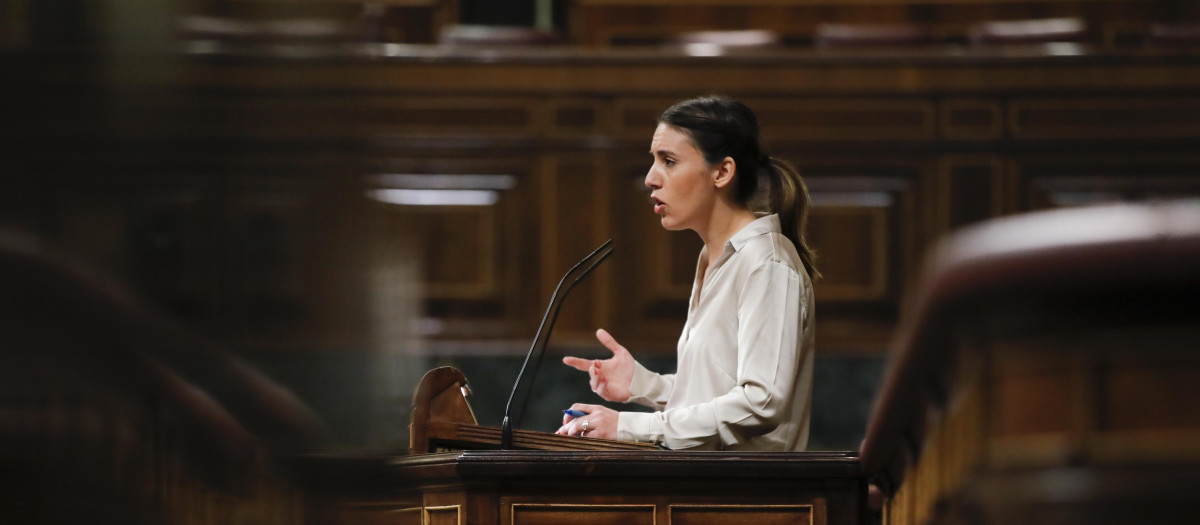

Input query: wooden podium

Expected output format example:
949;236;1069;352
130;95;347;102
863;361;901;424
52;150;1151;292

293;366;867;525
409;366;657;453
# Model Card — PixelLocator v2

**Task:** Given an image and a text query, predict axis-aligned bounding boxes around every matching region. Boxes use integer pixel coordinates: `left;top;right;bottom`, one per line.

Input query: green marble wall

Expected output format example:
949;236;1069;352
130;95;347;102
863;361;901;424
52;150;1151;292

241;350;885;453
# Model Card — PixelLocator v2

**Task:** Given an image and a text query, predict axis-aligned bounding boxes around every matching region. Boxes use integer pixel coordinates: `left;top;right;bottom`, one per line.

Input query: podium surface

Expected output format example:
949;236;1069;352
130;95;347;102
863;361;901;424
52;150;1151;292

297;449;866;525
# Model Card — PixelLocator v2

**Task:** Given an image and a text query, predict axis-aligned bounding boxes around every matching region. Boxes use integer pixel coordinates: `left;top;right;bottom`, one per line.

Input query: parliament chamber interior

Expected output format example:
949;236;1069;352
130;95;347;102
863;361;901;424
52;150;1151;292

2;0;1199;524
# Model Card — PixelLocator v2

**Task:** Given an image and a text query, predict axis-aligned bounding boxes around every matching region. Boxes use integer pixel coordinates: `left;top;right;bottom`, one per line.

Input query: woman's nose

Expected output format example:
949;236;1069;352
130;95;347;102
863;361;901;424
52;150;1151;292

644;167;661;189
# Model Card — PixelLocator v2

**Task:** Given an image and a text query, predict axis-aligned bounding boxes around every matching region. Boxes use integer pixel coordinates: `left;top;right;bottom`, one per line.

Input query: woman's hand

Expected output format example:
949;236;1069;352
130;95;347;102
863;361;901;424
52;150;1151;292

562;329;634;403
555;404;619;440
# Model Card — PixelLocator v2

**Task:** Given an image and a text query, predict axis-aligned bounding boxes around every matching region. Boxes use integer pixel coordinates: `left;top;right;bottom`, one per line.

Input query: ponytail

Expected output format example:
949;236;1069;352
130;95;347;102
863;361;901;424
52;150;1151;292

764;156;820;281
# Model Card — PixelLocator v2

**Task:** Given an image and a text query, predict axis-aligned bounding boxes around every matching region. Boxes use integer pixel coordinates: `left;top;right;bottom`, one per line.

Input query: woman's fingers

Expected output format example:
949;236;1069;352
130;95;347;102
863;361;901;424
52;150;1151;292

562;356;592;371
595;328;624;356
571;403;602;414
563;329;633;405
553;404;613;439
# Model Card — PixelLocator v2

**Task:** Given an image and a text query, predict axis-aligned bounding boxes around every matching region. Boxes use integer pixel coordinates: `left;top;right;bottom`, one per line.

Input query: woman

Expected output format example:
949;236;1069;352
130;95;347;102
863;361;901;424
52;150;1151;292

555;96;819;451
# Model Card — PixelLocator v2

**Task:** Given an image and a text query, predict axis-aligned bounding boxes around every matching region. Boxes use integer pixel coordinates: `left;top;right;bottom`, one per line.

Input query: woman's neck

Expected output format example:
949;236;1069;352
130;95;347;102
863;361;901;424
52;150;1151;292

696;203;757;267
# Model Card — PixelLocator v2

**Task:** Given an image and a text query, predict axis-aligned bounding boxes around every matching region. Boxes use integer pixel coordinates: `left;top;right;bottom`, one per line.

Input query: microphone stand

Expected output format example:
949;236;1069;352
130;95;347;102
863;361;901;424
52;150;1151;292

500;239;613;450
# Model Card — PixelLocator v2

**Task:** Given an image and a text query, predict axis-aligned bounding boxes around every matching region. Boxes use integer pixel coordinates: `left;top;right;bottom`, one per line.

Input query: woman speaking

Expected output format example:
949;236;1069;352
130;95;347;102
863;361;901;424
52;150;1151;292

556;96;819;451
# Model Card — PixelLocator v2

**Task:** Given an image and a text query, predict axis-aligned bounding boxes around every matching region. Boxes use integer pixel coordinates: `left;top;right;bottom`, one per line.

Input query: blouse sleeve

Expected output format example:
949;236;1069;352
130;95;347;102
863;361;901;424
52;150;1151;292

626;360;675;410
617;260;809;449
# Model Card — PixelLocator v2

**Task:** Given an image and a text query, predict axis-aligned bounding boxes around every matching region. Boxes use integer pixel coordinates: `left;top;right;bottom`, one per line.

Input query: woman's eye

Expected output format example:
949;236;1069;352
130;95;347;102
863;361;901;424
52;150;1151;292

664;159;676;167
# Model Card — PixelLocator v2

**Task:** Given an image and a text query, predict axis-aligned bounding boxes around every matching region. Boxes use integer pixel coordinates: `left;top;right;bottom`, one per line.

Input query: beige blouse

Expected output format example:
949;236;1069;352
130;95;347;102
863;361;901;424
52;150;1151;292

616;214;815;451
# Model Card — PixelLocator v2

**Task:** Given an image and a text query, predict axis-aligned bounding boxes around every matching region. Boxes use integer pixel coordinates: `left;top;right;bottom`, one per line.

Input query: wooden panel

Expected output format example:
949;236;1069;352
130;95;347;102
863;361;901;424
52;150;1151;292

511;504;655;525
989;353;1076;437
47;175;235;339
671;504;814;525
806;202;890;302
803;171;918;306
224;178;329;340
983;331;1200;469
756;99;935;141
53;178;218;300
1103;358;1200;432
176;0;443;47
549;98;614;136
1010;97;1200;139
367;161;536;339
406;206;500;299
183;95;362;140
615;97;675;139
940;98;1003;140
337;506;423;525
937;155;1003;232
539;155;614;339
360;96;543;137
570;0;1200;47
425;505;461;525
44;93;539;143
1013;157;1200;210
616;98;936;141
302;453;863;525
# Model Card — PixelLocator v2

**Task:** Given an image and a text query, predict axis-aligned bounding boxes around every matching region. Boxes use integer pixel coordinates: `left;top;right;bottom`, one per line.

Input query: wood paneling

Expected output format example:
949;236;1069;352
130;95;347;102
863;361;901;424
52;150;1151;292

425;505;461;525
937;155;1003;232
539;154;614;340
807;201;891;302
569;0;1200;47
940;99;1004;140
989;351;1077;437
336;505;423;525
299;451;863;525
369;160;537;340
1105;360;1200;432
511;504;656;525
615;97;689;140
671;504;814;525
801;165;922;312
414;206;500;298
182;0;456;44
550;99;616;137
755;99;937;141
1010;97;1200;139
1014;157;1200;210
364;96;543;137
616;98;936;142
8;42;1200;355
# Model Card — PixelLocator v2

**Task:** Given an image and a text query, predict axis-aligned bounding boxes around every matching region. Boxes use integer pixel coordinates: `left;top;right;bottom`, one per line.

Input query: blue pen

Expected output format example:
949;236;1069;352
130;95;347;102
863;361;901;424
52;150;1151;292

563;409;588;418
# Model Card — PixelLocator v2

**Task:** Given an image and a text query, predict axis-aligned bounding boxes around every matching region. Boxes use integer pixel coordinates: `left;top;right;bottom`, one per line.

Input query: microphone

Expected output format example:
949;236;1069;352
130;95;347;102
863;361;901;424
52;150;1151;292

500;239;613;449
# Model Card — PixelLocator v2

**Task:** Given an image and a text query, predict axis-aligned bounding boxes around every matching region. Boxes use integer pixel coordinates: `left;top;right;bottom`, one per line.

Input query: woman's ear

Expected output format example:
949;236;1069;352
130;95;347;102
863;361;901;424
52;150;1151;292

713;157;736;189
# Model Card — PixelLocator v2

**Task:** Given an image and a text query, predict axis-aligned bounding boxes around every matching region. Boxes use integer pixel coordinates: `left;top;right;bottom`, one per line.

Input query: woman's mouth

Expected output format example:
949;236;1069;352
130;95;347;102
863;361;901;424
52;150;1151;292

651;196;665;214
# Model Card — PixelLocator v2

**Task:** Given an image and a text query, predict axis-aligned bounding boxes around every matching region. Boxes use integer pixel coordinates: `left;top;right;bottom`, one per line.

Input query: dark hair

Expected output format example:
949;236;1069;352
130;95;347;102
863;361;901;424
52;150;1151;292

659;96;820;280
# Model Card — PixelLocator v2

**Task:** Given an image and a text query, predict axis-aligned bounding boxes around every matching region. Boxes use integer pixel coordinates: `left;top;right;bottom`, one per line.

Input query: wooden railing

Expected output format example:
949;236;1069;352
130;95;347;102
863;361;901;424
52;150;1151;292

858;200;1200;525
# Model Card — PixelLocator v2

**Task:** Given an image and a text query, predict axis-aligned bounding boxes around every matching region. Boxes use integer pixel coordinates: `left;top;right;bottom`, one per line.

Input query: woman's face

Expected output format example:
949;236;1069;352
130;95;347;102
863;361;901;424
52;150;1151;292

645;123;718;233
